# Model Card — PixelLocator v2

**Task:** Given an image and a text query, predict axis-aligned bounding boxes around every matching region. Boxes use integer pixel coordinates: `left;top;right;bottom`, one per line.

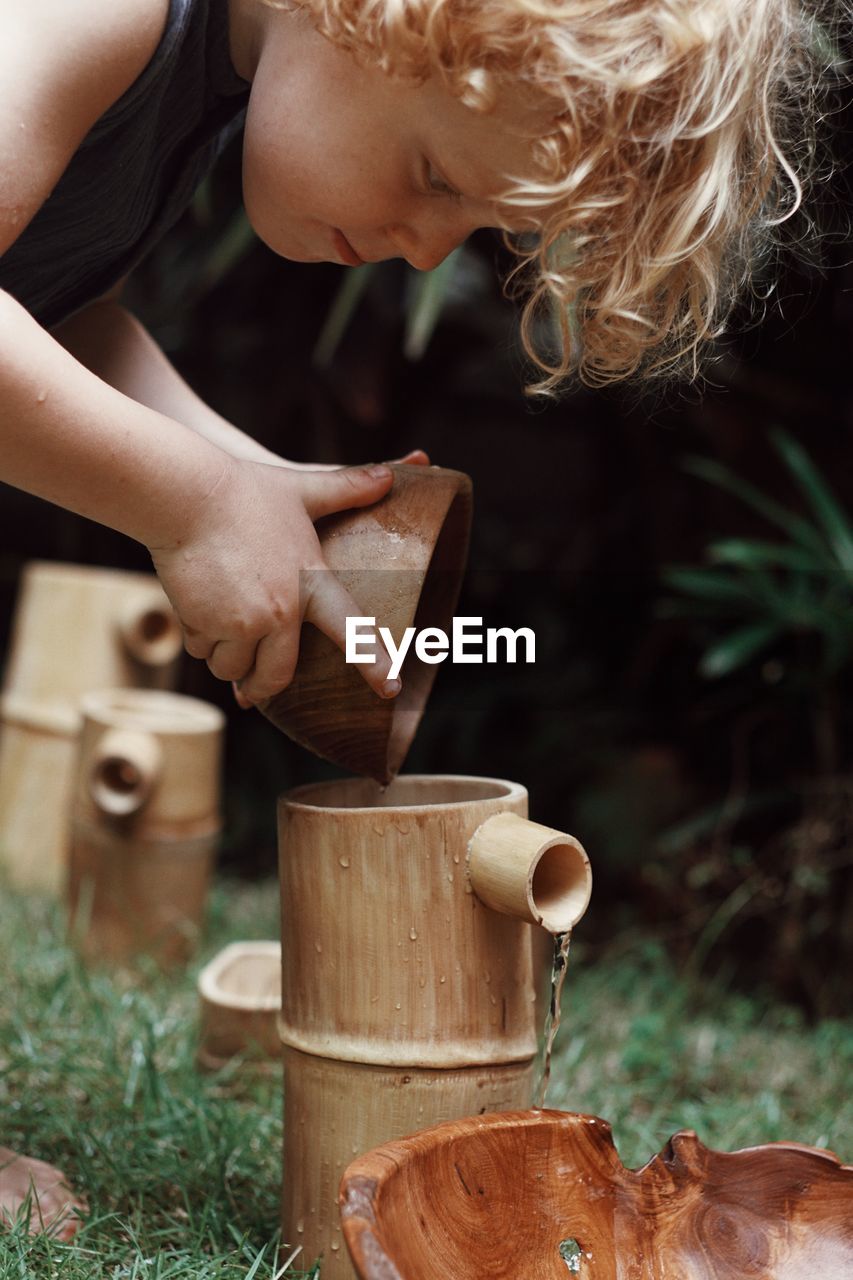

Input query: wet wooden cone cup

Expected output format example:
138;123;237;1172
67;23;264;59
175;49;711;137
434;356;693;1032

68;689;224;967
0;562;182;892
277;775;591;1279
258;465;472;783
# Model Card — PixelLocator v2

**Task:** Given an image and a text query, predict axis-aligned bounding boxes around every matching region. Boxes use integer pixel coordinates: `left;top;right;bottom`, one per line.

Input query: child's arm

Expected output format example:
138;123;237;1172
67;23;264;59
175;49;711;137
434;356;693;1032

54;301;286;467
55;299;429;472
0;287;401;703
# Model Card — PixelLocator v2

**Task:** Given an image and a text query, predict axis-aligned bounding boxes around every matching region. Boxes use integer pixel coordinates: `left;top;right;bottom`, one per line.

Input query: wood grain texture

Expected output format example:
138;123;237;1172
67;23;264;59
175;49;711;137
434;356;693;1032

340;1110;853;1280
259;465;472;784
278;776;537;1067
284;1048;534;1278
0;562;180;892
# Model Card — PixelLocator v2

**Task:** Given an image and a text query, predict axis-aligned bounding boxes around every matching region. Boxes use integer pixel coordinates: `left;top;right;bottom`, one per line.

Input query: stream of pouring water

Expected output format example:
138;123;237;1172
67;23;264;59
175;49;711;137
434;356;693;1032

533;929;572;1109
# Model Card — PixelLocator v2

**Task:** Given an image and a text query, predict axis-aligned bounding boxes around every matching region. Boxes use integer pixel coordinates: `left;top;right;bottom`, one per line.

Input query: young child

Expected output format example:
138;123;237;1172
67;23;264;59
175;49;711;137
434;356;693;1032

0;0;825;1241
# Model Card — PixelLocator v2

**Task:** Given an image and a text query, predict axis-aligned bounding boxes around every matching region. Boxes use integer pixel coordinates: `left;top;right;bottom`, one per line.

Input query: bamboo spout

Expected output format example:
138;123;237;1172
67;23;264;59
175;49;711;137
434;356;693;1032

118;595;182;668
468;812;591;933
88;728;162;818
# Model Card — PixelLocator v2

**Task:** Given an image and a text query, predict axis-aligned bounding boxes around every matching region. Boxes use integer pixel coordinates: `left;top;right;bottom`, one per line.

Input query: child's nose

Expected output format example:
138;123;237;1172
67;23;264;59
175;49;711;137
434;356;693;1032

386;219;469;273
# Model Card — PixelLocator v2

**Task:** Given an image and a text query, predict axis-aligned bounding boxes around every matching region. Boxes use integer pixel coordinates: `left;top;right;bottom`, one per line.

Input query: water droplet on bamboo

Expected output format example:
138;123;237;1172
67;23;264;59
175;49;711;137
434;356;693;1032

338;856;350;868
409;928;418;941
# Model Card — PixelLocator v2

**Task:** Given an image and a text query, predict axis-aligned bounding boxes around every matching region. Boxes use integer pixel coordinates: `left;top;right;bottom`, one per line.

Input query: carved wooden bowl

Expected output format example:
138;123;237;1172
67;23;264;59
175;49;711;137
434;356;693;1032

340;1110;853;1279
258;465;472;784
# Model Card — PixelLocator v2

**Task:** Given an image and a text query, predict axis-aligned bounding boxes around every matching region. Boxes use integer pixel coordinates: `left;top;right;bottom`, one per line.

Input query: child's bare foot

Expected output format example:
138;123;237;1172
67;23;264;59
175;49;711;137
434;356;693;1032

0;1147;86;1241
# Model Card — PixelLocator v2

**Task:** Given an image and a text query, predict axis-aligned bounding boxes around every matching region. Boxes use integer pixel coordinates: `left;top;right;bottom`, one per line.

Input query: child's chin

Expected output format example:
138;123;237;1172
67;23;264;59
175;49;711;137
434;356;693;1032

245;215;323;264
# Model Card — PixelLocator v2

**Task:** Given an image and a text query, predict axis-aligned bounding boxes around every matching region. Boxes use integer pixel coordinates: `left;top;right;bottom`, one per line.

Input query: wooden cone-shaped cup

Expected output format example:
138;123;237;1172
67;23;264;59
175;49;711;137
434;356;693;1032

258;465;472;783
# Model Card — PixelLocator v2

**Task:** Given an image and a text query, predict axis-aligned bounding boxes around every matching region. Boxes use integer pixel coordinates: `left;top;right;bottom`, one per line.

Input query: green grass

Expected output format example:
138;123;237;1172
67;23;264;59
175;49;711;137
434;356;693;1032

1;882;851;1277
545;936;853;1168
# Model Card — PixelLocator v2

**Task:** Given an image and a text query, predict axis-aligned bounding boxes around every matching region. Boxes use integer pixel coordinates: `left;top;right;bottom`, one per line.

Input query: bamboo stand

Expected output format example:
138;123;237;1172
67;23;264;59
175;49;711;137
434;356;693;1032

68;689;224;967
0;562;182;892
278;775;591;1278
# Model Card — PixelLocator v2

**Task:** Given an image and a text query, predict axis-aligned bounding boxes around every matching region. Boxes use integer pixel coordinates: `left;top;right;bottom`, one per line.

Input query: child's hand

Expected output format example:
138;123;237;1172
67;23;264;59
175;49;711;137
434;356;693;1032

148;458;406;705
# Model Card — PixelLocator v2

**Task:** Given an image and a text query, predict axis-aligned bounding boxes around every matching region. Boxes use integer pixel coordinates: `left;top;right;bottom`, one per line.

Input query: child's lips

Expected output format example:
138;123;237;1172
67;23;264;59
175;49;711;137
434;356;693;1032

332;228;365;267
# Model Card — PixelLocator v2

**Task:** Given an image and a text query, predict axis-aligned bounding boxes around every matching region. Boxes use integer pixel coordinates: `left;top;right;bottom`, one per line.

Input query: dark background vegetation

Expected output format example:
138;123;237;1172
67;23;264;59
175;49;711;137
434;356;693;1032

2;92;852;1017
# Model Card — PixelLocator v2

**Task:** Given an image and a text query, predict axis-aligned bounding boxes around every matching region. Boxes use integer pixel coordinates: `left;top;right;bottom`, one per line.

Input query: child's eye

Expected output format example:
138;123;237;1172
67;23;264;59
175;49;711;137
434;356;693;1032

425;162;463;204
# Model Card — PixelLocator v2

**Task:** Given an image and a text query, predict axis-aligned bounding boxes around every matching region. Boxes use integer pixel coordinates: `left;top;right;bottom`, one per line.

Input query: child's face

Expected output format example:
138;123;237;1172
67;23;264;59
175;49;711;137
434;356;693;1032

240;11;545;270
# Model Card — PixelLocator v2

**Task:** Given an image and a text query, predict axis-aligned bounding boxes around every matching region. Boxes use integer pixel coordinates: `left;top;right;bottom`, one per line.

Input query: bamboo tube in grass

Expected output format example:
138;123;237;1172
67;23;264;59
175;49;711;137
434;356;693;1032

0;562;182;892
278;775;591;1279
68;688;224;968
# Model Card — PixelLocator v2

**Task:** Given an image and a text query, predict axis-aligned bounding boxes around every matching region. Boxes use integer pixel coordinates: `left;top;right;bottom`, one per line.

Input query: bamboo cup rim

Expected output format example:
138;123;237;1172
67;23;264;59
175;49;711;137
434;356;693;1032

280;774;527;814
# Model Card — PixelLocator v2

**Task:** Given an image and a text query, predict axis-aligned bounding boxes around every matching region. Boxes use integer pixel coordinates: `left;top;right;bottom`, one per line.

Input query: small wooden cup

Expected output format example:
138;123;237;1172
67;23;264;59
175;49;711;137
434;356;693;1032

341;1110;853;1280
258;465;472;783
197;941;282;1072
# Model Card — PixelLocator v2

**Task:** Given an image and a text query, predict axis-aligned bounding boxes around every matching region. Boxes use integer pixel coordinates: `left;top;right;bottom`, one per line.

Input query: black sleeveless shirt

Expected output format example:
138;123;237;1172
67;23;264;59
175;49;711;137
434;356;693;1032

0;0;249;328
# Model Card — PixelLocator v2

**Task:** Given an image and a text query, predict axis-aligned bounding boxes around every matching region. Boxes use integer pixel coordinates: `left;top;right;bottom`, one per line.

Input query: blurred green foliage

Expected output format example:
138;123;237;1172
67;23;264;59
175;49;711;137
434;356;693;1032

662;428;853;684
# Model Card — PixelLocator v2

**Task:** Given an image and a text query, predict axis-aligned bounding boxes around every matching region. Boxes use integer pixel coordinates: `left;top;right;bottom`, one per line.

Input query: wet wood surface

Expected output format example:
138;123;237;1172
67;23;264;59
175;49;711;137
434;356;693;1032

259;465;472;783
340;1109;853;1279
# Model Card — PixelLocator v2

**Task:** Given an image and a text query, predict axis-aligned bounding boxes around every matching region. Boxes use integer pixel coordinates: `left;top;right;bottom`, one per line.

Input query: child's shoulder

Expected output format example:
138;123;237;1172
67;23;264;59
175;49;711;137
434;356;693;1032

0;0;170;251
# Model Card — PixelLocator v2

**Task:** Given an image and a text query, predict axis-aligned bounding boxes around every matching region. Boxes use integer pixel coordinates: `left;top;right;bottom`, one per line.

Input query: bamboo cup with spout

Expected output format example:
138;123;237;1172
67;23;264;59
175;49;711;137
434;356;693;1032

0;562;182;892
68;689;224;967
277;775;591;1279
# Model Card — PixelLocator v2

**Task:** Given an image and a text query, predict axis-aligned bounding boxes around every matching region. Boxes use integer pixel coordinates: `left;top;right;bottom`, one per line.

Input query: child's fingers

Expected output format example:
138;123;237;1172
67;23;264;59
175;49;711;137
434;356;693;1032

304;571;402;700
386;449;430;466
232;681;253;710
229;627;301;707
297;463;394;521
181;623;214;661
206;636;258;683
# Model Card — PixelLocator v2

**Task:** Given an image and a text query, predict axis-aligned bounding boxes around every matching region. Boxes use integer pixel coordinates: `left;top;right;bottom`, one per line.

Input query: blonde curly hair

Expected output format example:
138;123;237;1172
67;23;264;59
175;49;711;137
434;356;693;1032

266;0;837;390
